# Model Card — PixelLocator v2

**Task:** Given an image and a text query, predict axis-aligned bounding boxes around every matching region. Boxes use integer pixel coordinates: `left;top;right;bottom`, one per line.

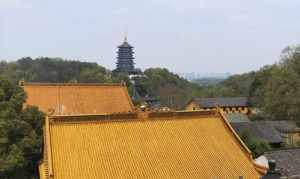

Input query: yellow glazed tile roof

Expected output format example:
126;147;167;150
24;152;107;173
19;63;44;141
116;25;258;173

22;82;134;115
40;111;264;179
39;162;48;179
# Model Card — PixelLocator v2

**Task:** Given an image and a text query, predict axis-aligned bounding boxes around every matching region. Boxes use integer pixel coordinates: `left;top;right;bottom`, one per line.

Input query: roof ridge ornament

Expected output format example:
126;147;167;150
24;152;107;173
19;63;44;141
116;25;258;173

124;34;128;42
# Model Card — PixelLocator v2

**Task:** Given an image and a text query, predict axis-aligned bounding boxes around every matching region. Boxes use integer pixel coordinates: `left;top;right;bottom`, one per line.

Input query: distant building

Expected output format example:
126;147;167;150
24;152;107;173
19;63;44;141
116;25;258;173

114;37;138;74
185;97;250;114
39;110;265;178
22;82;134;115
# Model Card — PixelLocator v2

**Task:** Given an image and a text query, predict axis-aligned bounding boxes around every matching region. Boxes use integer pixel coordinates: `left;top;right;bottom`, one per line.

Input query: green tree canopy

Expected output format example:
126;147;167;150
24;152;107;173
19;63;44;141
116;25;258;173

0;76;44;179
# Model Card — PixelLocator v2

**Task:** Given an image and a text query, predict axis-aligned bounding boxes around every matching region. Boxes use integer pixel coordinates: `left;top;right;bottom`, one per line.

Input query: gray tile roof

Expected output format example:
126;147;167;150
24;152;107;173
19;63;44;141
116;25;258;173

263;120;300;133
262;172;281;179
264;148;300;177
224;113;251;123
231;122;283;144
192;97;248;108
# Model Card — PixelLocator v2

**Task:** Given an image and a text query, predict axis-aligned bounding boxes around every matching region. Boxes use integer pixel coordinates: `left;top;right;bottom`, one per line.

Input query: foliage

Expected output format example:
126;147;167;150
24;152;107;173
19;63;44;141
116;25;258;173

0;76;44;179
136;68;204;109
263;50;300;122
240;130;271;158
191;77;225;87
205;45;300;125
0;57;113;84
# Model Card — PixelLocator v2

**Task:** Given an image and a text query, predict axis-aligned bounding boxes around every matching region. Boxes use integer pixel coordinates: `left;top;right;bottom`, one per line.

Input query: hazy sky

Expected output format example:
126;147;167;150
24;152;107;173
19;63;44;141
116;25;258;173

1;0;300;74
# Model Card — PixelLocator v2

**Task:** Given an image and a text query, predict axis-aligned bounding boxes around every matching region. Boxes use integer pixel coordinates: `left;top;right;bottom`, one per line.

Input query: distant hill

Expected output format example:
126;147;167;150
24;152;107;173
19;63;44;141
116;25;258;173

192;77;226;86
178;72;231;81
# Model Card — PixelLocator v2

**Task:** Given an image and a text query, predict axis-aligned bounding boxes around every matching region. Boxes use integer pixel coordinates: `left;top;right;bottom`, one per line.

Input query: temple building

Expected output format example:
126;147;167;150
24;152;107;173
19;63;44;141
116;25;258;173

186;97;251;114
114;37;138;74
39;110;265;179
21;82;134;115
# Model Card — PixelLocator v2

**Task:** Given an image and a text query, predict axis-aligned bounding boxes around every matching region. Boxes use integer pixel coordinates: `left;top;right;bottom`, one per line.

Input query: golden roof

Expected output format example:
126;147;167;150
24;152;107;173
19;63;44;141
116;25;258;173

39;111;264;179
22;82;134;115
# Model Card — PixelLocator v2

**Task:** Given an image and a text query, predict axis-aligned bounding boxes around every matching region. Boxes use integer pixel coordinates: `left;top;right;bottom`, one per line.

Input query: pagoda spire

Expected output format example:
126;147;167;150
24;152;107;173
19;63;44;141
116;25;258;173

124;33;128;42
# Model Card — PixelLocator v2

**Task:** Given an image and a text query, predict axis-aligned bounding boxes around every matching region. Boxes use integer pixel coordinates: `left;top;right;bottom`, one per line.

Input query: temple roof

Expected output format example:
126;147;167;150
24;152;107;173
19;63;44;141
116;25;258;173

22;82;134;115
189;97;249;108
39;110;264;179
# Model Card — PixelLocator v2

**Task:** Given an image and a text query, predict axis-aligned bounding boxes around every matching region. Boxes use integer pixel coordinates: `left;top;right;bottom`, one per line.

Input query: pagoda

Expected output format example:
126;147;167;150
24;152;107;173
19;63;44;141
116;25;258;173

114;37;137;74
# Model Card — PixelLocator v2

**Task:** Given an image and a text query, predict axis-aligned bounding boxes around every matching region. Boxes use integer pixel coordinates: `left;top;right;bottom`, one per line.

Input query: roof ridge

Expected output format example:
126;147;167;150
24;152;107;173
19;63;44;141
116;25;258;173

194;97;247;99
48;111;218;124
45;116;54;178
265;147;300;153
21;82;124;86
121;83;135;110
219;112;253;156
219;111;267;174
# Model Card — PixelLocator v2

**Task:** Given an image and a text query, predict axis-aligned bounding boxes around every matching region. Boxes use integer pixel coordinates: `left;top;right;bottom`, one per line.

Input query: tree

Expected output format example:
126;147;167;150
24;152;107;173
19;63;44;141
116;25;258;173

0;76;44;179
142;68;203;109
240;130;271;158
263;46;300;123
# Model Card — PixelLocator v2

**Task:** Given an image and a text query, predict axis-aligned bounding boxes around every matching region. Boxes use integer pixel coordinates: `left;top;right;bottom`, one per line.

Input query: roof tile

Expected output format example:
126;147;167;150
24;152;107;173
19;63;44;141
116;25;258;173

40;111;262;179
22;82;134;115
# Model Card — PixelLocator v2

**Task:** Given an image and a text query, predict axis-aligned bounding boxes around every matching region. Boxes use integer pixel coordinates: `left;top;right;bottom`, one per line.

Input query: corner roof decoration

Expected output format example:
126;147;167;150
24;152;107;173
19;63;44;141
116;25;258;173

21;82;134;115
39;110;265;179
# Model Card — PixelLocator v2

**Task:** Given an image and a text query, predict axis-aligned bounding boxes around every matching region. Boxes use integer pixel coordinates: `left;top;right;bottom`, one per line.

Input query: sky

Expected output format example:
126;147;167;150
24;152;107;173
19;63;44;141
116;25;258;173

0;0;300;74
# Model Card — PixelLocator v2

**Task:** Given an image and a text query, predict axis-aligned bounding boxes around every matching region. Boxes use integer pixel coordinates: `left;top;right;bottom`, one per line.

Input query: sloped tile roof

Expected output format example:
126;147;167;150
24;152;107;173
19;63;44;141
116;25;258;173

39;111;263;179
264;148;300;177
231;122;283;144
22;82;134;115
262;120;300;133
224;113;251;123
191;97;248;108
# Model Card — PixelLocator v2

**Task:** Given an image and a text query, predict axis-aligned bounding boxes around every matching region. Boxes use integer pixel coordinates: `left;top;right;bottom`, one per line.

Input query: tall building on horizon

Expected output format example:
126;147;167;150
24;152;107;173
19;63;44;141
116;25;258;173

114;36;137;74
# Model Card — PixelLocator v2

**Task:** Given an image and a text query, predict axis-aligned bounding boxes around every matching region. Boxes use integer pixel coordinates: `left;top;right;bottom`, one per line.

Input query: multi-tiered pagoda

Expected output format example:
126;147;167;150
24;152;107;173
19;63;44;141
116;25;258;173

114;37;137;74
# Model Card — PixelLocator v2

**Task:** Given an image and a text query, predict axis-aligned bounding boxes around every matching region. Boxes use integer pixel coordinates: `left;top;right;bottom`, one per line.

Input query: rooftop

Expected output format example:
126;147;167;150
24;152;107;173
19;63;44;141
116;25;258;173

261;120;300;133
39;110;264;179
231;122;283;144
190;97;249;108
224;113;251;123
264;148;300;178
22;82;134;115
